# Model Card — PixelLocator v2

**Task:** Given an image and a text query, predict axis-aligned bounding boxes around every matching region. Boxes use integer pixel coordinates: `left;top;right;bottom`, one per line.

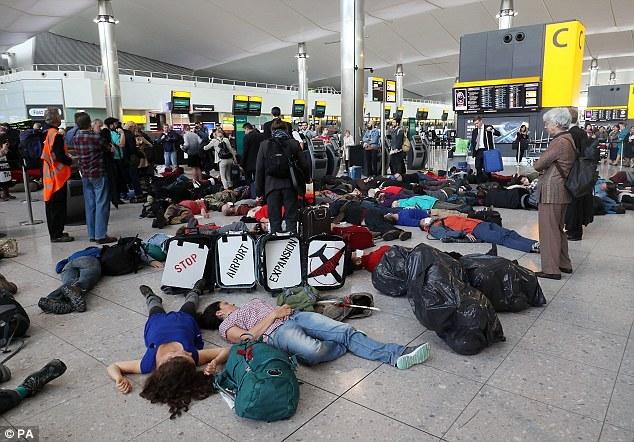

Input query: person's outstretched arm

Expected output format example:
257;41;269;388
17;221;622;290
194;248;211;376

107;360;141;394
198;347;230;375
225;305;292;343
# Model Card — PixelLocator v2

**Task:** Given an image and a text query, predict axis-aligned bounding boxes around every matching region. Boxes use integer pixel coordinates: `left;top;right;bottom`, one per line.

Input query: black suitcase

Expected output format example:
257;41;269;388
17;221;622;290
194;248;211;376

468;207;502;226
304;234;347;291
230;164;242;186
299;205;332;242
215;232;257;291
163;234;216;291
256;233;303;293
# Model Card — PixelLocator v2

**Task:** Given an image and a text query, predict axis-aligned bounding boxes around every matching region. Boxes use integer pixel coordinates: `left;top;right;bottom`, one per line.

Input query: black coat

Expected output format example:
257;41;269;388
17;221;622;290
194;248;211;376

255;137;309;198
565;126;594;230
242;129;264;172
470;125;500;155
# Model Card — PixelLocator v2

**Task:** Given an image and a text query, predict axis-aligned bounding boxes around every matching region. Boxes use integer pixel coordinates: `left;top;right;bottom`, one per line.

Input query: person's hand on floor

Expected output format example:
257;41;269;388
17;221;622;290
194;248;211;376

116;377;132;394
149;260;164;269
466;233;477;242
204;348;230;376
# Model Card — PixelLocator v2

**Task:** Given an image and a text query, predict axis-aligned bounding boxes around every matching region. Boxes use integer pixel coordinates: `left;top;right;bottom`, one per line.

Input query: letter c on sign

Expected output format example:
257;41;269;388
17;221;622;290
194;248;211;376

553;27;568;48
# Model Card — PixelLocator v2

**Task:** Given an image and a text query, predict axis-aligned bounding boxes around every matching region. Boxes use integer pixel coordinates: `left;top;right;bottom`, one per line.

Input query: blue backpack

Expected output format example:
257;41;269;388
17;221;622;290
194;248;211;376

18;130;43;168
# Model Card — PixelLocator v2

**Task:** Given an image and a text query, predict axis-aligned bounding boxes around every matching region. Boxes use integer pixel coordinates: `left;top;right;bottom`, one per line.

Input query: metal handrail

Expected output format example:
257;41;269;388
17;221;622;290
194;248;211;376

1;63;448;104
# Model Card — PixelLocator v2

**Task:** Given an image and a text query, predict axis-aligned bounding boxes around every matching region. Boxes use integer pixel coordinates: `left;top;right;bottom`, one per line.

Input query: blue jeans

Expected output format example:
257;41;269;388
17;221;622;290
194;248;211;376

164;151;177;167
48;256;102;300
268;312;405;366
473;222;536;253
82;176;110;240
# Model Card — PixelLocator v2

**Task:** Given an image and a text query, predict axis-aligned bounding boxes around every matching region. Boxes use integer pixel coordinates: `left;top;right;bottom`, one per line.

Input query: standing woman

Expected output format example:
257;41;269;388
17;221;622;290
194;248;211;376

513;124;529;164
342;129;354;173
533;108;576;280
205;127;236;189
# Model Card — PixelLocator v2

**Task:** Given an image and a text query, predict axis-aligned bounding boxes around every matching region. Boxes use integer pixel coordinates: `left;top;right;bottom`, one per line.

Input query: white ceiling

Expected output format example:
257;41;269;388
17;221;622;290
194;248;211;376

0;0;94;51
4;0;634;103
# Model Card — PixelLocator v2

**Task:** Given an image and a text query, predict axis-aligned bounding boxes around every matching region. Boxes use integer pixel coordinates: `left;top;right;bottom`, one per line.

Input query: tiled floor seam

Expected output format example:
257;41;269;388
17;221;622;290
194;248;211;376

514;342;625;373
597;315;634;440
279;395;340;441
439;251;591;438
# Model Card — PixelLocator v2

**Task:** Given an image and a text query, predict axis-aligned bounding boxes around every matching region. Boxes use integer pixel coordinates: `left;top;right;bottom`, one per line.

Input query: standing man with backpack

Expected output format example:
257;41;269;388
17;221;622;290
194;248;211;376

41;107;74;243
262;107;292;140
255;119;310;234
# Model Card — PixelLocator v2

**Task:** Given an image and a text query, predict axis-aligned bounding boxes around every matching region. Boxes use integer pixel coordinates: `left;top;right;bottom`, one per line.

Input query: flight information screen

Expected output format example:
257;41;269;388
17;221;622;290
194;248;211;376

453;82;540;113
584;108;627;122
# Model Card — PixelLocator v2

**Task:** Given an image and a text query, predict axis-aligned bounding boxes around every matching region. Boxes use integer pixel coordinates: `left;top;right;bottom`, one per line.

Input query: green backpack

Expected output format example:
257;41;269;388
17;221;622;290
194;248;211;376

214;338;300;421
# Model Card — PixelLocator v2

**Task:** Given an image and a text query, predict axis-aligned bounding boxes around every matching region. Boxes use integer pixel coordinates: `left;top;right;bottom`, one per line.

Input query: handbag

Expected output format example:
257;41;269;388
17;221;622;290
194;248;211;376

554;143;599;199
0;239;17;258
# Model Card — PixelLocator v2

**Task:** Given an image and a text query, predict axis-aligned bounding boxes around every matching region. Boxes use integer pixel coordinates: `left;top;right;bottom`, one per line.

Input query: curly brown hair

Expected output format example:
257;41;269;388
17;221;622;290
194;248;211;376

139;357;215;419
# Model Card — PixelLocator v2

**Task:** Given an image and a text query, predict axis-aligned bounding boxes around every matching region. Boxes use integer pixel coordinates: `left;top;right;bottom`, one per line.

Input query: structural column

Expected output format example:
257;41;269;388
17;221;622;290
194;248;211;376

96;0;122;119
497;0;516;30
589;58;599;86
296;43;309;120
340;0;365;142
395;64;404;108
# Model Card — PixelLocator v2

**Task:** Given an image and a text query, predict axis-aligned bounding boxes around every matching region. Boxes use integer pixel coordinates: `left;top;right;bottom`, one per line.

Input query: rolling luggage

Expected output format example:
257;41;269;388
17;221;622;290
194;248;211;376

215;232;257;291
331;225;374;250
299;205;332;242
483;149;503;173
305;235;347;291
257;233;303;293
162;234;216;291
349;166;362;180
230;163;242;186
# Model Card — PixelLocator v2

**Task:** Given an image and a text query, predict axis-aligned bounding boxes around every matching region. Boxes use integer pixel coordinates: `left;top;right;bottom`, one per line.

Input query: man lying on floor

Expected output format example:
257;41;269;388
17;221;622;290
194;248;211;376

197;299;430;369
421;215;540;253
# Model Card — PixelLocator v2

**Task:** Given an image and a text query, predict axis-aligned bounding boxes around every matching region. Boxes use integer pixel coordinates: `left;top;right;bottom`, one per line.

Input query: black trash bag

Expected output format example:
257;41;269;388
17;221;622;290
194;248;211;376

406;243;505;355
371;246;412;297
437;286;505;355
459;254;547;312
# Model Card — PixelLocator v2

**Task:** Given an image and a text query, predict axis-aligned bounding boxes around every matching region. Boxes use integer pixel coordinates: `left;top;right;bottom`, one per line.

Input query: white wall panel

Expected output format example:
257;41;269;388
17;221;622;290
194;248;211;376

21;79;63;104
0;80;25;122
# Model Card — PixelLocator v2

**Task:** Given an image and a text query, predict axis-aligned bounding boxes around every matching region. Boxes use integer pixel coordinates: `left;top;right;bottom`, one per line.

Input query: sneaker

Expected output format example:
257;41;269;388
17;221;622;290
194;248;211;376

191;279;206;295
381;230;401;241
396;343;431;370
61;285;86;313
20;359;67;397
38;297;74;315
51;236;74;243
399;231;412;241
0;273;17;294
535;272;561;280
530;242;540;253
96;236;117;245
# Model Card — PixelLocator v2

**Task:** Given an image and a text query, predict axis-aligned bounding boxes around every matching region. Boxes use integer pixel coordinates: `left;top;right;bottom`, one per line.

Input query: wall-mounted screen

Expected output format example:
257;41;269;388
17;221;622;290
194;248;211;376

292;101;305;118
232;96;249;115
314;104;326;118
416;110;428;120
454;82;540;113
584;108;627;122
247;100;262;116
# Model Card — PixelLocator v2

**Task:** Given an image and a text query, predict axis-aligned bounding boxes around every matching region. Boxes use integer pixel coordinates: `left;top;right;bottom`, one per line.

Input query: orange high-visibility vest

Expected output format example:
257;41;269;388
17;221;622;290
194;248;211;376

41;128;71;202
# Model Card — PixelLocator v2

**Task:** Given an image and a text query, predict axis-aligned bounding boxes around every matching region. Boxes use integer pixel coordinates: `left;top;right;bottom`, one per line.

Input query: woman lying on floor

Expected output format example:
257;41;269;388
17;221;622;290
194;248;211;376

107;280;229;419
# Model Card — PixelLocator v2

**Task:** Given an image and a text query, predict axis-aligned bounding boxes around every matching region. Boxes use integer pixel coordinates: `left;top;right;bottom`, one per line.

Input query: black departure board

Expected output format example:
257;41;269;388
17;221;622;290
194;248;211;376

584;108;627;122
453;82;540;113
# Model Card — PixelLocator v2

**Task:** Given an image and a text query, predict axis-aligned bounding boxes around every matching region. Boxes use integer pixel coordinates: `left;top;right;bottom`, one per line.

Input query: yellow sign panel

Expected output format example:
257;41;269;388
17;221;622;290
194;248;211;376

234;95;248;101
248;96;262;102
542;20;585;108
293;99;305;105
454;77;540;88
315;101;327;106
122;114;147;124
172;91;191;98
629;85;634;119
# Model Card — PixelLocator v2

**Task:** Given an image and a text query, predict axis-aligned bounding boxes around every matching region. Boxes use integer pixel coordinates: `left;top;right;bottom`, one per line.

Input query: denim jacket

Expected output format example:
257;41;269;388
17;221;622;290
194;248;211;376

362;128;380;146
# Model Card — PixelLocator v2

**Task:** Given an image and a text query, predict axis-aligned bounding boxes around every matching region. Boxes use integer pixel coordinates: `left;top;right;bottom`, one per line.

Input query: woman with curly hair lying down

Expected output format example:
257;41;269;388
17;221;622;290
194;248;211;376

106;279;229;419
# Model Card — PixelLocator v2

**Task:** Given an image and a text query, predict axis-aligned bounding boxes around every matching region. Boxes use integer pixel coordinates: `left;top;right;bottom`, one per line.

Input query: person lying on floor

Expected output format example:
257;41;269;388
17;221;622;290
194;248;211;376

38;237;166;314
198;298;430;369
107;280;229;419
329;200;412;241
390;194;469;212
421;215;540;253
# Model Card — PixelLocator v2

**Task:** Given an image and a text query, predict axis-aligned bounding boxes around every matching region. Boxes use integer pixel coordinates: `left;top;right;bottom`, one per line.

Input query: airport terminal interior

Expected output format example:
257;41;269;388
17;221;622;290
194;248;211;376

0;1;633;441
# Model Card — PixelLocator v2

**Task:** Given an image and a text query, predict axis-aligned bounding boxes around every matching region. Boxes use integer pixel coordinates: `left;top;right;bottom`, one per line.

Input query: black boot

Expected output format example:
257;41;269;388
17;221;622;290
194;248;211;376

20;359;67;397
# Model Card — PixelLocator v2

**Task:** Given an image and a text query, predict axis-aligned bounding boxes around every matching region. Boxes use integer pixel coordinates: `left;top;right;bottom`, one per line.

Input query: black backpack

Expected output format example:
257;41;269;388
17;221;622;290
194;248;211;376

0;292;29;348
218;140;233;159
468;208;502;226
100;237;143;276
265;139;291;179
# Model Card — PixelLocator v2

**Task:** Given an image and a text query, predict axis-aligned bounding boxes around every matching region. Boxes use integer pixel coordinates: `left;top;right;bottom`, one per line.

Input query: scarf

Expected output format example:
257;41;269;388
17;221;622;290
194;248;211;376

272;129;290;139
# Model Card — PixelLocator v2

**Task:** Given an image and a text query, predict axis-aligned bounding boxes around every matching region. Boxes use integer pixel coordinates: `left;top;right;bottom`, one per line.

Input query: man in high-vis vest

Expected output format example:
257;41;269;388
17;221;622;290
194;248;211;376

41;107;74;242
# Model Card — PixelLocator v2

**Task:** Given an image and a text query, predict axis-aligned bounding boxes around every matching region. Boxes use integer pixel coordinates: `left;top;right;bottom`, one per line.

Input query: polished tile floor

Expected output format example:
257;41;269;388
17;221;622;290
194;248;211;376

0;166;632;442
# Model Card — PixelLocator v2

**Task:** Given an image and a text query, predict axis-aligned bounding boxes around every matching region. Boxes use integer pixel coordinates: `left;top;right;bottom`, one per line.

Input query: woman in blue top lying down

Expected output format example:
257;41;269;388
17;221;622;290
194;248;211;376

106;279;229;419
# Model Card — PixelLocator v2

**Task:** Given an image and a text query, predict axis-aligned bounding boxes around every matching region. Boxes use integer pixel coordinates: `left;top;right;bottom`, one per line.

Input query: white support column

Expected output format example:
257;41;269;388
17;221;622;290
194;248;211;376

589;58;599;86
95;0;122;119
496;0;517;30
340;0;365;143
395;64;404;108
296;43;309;121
